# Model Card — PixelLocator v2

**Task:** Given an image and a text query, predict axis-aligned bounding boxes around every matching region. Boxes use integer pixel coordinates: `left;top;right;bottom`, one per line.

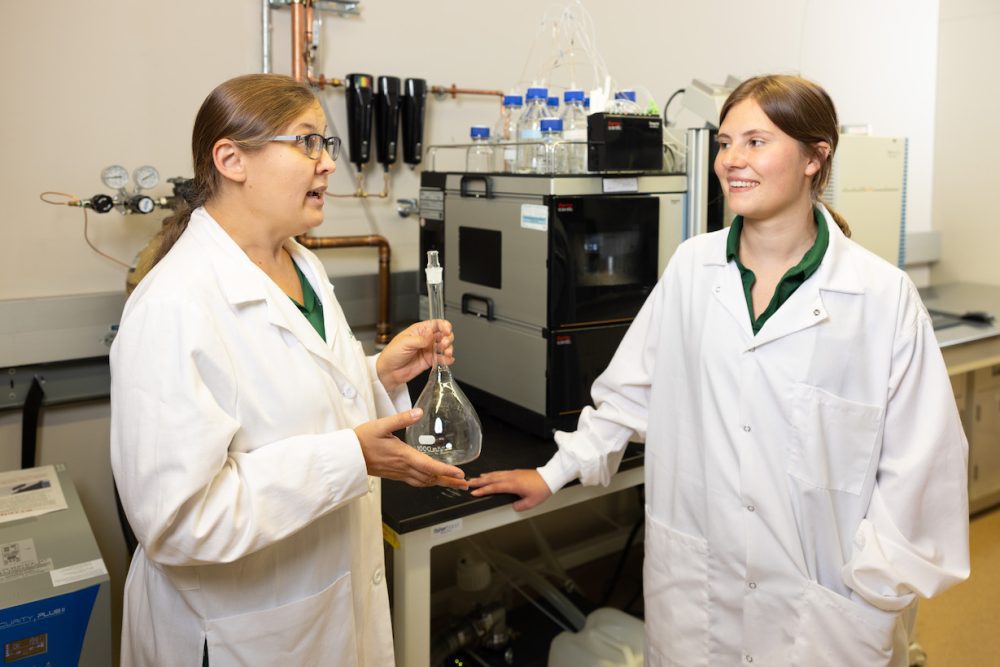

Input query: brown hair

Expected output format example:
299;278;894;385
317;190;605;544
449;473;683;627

719;75;850;237
150;74;319;267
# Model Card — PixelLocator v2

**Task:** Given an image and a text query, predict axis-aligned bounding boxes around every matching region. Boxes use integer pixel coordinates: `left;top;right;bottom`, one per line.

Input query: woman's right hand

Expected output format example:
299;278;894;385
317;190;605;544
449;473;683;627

354;408;469;489
467;470;553;511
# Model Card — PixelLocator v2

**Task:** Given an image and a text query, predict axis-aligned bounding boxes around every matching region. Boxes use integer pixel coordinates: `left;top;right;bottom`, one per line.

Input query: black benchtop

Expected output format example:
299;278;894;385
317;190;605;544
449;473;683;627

381;416;644;535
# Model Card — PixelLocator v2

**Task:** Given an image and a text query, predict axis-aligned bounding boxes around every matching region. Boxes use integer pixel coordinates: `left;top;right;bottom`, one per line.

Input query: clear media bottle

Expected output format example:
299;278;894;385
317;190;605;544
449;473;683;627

405;251;482;465
538;118;565;175
609;89;642;114
547;96;560;117
493;95;522;173
561;90;588;174
466;126;493;173
516;87;550;173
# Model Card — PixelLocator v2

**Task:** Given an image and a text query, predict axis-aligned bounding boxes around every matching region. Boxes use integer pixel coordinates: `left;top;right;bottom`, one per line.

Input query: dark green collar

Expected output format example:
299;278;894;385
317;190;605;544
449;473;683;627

290;260;326;341
725;207;829;334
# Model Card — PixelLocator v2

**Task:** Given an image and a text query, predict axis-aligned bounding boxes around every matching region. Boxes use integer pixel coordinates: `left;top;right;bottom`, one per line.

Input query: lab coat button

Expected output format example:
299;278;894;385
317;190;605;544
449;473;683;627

746;505;756;512
743;425;751;432
373;567;384;585
745;655;754;663
748;581;757;590
714;285;721;293
813;309;821;316
342;385;357;399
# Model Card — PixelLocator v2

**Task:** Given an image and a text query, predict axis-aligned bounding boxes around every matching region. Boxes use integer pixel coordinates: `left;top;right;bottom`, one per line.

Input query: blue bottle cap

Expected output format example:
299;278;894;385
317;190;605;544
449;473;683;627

540;118;563;132
526;87;548;100
584;97;591;108
547;96;560;107
564;90;585;102
503;95;523;106
470;125;490;139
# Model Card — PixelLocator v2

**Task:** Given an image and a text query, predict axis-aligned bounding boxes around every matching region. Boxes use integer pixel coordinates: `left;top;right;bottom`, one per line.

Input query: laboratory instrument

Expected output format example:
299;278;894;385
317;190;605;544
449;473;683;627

0;467;112;666
417;172;687;436
587;113;664;173
405;251;482;464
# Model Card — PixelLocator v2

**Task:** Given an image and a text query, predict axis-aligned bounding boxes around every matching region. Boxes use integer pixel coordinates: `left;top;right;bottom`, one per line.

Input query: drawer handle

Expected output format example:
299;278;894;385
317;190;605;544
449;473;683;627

461;293;495;321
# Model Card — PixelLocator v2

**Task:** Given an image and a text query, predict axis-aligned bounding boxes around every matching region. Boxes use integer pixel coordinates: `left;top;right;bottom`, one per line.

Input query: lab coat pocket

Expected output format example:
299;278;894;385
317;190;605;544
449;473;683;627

642;512;710;666
205;570;358;667
789;383;883;494
789;579;897;666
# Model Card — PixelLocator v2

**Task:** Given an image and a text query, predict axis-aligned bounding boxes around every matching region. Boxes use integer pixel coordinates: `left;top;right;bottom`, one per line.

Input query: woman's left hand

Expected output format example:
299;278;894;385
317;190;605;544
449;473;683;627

376;319;454;392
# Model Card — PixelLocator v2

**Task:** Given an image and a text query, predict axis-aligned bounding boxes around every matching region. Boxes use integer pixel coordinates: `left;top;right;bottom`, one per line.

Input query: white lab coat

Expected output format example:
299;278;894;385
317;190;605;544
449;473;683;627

539;206;970;666
111;207;406;666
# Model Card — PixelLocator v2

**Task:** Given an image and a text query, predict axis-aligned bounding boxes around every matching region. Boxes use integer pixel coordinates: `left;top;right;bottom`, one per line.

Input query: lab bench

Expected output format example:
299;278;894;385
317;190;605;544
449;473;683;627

381;417;644;667
923;282;1000;514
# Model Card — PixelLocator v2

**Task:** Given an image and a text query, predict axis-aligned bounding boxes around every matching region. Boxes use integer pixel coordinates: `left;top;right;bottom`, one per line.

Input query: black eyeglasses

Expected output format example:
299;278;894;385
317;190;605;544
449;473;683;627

269;134;341;161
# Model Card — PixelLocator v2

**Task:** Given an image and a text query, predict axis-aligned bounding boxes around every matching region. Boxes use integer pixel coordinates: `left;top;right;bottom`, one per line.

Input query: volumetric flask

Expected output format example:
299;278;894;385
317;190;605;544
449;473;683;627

405;251;483;465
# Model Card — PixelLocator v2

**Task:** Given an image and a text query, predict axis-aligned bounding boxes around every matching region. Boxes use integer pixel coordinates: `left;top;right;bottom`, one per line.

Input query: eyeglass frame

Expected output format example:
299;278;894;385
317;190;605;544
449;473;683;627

269;134;342;161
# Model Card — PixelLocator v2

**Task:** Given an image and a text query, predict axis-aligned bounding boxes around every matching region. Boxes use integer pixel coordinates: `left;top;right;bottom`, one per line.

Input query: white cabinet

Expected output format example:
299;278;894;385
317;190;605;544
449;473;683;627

969;367;1000;513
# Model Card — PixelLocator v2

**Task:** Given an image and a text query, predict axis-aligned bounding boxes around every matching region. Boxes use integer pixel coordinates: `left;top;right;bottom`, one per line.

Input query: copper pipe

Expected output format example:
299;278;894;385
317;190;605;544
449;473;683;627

429;84;504;99
305;1;315;78
290;0;306;82
296;234;392;345
307;74;344;89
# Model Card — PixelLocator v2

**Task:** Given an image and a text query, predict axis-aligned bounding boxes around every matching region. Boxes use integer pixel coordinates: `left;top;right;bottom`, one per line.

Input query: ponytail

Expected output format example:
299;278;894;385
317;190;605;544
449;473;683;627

124;184;206;292
817;198;851;238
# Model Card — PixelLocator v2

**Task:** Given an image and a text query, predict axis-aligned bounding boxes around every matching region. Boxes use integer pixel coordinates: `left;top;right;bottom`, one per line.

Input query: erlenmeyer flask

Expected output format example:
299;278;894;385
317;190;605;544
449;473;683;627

405;251;483;465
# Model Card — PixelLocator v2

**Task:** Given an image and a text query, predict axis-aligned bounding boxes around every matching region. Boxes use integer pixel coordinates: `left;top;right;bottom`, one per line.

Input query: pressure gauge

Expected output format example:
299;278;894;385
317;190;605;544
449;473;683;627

133;165;160;190
101;165;129;190
127;195;156;214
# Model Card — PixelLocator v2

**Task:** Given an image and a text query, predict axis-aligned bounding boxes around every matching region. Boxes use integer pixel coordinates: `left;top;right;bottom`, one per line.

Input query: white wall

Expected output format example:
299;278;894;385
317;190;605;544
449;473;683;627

931;0;1000;286
1;0;940;301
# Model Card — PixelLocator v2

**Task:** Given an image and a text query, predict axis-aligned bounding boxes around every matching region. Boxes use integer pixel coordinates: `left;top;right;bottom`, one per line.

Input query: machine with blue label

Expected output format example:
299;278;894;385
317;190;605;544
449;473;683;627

0;466;111;666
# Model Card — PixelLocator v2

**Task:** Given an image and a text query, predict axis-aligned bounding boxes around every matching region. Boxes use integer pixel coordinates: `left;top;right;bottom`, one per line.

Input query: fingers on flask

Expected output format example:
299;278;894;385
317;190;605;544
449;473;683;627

405;251;483;465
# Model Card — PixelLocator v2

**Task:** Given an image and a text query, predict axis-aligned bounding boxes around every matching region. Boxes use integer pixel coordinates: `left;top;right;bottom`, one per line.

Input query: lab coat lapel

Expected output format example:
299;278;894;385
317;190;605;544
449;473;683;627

745;205;865;351
704;237;756;339
190;209;341;368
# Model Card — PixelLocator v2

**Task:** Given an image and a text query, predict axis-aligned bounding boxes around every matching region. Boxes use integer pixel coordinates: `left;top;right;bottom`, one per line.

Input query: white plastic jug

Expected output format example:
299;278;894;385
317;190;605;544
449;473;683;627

548;607;645;667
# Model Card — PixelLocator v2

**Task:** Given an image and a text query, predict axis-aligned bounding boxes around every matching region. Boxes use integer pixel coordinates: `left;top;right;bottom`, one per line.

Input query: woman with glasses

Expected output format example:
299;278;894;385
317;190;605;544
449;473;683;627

110;73;466;666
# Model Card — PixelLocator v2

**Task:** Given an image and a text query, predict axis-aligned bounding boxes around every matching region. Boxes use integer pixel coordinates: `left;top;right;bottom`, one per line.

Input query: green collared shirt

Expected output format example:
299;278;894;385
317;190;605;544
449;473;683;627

290;261;326;341
726;207;829;335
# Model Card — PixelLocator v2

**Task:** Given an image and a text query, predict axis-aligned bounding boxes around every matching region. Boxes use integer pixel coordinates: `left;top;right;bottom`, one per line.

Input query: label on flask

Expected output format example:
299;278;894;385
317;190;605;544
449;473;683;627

418;435;436;445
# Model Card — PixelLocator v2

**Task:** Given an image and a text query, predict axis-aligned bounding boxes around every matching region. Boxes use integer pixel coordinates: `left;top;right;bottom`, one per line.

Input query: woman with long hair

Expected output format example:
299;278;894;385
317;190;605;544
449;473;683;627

469;75;969;665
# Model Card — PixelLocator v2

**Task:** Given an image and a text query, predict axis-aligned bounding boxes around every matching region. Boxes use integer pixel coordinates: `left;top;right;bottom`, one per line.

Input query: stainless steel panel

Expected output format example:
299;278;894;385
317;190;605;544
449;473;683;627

444;195;549;328
658;193;685;275
442;173;686;198
450;311;547;415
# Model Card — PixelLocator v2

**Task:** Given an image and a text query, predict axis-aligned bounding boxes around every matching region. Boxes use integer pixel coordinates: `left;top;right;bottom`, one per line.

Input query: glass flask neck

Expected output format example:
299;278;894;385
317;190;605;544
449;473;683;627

427;279;451;376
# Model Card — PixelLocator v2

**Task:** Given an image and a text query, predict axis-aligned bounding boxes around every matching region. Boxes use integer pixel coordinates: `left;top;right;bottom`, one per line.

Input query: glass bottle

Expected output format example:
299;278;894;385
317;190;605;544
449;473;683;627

493;95;523;173
466;126;493;173
516;87;550;173
560;89;588;174
538;118;565;175
405;251;482;465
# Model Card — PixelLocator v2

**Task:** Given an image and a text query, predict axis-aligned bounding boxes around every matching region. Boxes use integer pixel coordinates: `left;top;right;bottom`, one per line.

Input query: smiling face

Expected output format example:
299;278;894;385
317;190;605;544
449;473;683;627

714;98;821;224
241;102;336;237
